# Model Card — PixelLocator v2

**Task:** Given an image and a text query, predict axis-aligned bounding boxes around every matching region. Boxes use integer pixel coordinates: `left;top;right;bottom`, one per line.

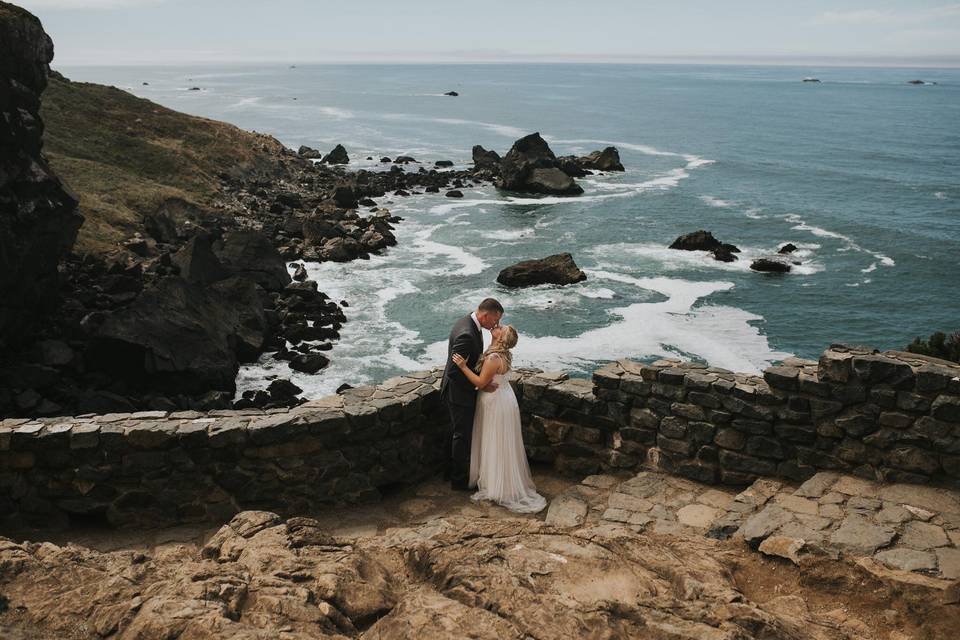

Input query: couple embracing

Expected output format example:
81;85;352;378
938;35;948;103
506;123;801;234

439;298;546;513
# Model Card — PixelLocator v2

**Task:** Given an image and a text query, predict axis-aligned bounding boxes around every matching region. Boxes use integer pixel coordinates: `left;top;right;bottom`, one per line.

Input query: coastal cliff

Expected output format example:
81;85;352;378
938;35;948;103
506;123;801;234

0;2;83;351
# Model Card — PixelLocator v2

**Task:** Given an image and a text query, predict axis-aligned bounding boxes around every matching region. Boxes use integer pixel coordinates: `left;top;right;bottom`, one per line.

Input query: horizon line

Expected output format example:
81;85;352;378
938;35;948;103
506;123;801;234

55;55;960;70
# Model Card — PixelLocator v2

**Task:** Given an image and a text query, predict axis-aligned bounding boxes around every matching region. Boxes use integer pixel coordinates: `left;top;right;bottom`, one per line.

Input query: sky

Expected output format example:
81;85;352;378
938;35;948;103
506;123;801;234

15;0;960;66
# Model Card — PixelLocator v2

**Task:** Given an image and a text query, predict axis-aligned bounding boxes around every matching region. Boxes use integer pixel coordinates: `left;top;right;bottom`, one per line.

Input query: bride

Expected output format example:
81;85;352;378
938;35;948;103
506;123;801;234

451;325;546;514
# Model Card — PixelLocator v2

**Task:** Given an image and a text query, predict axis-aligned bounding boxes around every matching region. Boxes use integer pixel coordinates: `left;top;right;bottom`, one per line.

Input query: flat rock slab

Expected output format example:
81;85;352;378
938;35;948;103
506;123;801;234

676;504;720;529
900;521;950;550
936;547;960;580
874;547;938;572
546;495;589;528
829;515;895;555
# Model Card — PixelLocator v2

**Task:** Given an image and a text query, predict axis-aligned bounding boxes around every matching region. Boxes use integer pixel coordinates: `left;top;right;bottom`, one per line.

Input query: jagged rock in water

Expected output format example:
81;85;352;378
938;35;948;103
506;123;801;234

497;253;587;287
321;143;349;164
435;160;454;167
779;243;798;254
445;190;463;198
669;229;723;251
0;4;83;350
444;90;459;96
713;245;739;262
297;144;321;159
213;230;291;292
497;133;584;196
579;146;625;171
751;258;792;273
472;145;502;171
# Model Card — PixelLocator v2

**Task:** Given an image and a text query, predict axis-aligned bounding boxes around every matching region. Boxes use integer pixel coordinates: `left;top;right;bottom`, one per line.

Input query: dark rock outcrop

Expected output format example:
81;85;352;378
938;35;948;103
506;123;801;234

750;258;791;273
497;253;587;287
497;133;584;196
435;160;454;167
0;3;83;350
579;146;624;171
445;190;463;198
444;90;459;96
321;144;349;164
472;145;501;171
297;145;321;159
213;230;291;292
778;243;798;254
171;234;226;285
669;231;741;263
86;277;266;393
669;230;723;252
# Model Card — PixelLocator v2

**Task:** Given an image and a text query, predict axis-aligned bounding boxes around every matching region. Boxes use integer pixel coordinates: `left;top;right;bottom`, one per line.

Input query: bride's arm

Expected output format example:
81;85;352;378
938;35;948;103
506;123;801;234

451;353;500;389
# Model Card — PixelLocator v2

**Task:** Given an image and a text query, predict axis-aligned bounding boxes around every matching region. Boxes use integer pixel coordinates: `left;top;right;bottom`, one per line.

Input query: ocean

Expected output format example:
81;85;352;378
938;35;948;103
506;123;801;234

58;63;960;397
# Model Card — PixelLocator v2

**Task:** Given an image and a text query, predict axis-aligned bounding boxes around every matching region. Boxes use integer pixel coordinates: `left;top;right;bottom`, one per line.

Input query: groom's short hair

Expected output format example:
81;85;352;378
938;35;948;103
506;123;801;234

477;298;504;314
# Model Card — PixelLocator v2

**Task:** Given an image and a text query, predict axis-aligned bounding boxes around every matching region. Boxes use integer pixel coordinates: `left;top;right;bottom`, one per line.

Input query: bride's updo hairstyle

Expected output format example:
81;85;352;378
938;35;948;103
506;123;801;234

476;325;518;373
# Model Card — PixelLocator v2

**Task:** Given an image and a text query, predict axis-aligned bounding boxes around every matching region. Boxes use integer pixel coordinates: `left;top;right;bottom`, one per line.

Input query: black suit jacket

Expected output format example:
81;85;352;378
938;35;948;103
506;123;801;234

439;314;483;407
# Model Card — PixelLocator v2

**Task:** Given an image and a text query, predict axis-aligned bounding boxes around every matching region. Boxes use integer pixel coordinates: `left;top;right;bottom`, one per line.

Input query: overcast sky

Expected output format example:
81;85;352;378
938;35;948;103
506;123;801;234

16;0;960;66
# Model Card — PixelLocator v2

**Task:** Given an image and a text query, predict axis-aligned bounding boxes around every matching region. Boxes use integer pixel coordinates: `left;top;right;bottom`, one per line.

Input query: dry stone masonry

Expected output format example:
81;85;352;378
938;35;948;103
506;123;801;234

2;344;958;529
522;345;960;488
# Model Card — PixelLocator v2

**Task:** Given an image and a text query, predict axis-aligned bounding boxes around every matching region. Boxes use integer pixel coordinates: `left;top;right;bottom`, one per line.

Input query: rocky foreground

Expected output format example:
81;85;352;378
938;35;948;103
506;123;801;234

1;469;956;639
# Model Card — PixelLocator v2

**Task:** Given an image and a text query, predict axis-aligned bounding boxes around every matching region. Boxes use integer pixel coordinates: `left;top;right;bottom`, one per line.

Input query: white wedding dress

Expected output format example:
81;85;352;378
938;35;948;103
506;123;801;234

468;355;546;513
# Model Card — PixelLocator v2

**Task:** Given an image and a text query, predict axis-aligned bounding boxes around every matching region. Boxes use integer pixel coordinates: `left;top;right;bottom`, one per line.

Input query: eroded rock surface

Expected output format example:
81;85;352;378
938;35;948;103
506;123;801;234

0;509;864;640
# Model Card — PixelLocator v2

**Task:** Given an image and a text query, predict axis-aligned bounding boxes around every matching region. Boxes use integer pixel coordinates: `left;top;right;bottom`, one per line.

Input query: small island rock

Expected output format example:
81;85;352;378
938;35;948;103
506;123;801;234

497;253;587;287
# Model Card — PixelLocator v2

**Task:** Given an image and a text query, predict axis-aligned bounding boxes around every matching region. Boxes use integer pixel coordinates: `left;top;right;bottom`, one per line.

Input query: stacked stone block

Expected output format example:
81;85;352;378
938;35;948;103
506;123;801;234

0;370;446;528
518;345;960;489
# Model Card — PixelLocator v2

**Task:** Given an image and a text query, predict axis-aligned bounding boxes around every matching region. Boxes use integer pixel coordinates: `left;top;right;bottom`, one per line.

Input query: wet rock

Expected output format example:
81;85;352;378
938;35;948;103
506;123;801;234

292;263;308;281
321;143;349;164
289;352;330;374
497;253;587;288
435;160;454;167
669;230;723;252
778;243;798;254
750;258;792;273
579;146;625;171
497;133;583;196
445;190;463;198
394;155;417;164
443;90;459;96
472;145;501;171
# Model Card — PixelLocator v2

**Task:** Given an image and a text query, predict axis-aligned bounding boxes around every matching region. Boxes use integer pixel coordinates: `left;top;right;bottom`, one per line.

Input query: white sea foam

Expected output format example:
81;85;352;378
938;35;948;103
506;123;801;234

744;208;766;219
785;214;895;269
862;263;877;273
590;243;825;276
479;229;535;241
934;191;947;200
699;195;734;208
423;273;790;375
579;287;617;299
412;226;488;276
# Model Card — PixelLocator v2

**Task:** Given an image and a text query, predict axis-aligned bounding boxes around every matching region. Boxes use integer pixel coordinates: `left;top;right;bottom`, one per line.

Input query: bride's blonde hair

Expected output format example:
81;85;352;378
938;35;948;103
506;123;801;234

476;325;518;373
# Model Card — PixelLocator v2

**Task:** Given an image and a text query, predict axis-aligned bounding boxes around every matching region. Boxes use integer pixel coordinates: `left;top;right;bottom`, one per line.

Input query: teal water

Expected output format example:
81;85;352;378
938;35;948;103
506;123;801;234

60;64;960;395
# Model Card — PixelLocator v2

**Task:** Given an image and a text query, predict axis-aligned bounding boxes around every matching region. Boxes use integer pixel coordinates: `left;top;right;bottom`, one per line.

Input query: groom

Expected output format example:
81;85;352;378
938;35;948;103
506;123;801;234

440;297;504;490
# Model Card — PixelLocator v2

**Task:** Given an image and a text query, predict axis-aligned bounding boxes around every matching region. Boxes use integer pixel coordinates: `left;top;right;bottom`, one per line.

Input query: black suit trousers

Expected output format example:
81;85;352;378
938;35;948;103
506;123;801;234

446;401;474;488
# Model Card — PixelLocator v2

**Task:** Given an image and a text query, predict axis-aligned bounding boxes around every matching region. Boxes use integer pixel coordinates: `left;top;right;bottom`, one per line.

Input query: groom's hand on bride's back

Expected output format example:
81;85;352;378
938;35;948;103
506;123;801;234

479;382;499;393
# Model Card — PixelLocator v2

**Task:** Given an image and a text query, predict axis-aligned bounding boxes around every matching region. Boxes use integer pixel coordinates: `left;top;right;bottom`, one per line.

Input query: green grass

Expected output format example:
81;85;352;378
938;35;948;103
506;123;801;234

40;73;288;255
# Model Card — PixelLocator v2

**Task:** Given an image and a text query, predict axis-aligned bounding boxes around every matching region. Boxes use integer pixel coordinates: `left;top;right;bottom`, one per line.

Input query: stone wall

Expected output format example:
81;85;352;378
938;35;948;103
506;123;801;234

3;344;959;529
520;345;960;489
0;370;447;528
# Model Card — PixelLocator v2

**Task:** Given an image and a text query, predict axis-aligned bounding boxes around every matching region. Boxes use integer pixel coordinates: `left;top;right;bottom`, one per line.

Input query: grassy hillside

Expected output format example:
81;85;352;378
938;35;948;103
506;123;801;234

40;72;290;255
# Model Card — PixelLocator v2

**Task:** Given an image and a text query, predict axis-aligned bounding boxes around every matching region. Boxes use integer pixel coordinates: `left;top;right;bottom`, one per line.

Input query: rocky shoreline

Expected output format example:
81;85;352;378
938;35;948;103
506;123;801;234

0;3;625;419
